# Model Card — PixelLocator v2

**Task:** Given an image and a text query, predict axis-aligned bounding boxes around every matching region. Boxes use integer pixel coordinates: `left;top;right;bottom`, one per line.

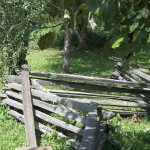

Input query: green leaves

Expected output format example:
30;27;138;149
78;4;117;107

38;31;55;50
111;36;125;49
133;29;149;44
64;0;75;9
86;0;118;22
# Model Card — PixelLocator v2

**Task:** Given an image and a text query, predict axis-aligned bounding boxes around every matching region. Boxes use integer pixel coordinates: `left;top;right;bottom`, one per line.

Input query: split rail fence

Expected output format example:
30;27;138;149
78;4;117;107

1;62;150;149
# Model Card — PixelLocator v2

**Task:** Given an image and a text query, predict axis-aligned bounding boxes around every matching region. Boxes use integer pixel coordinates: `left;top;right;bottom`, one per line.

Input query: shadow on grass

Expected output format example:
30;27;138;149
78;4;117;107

36;48;116;77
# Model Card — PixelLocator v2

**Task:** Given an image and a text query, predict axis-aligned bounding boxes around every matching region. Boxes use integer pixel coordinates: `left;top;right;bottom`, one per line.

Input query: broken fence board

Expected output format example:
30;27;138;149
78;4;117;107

2;98;84;136
8;110;80;149
5;90;87;124
21;64;37;147
80;104;97;150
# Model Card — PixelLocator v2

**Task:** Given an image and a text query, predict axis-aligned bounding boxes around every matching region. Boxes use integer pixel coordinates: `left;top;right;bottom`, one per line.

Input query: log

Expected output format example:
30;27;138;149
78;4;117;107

80;104;98;150
8;109;80;149
6;83;92;113
30;71;150;88
2;98;84;136
21;64;37;147
5;90;87;124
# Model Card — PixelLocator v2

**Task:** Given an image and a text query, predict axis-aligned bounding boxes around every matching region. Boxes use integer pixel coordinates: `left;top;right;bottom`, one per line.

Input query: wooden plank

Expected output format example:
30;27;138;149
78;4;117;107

21;64;37;147
30;71;150;88
2;98;84;136
5;75;150;95
33;78;150;95
6;83;92;113
6;79;150;101
0;93;7;98
132;69;150;82
70;98;150;107
142;71;150;76
110;110;148;116
6;85;150;108
123;73;138;83
8;109;80;149
45;89;150;101
97;107;116;120
35;110;84;136
5;90;87;124
80;104;98;150
92;121;107;150
32;78;148;101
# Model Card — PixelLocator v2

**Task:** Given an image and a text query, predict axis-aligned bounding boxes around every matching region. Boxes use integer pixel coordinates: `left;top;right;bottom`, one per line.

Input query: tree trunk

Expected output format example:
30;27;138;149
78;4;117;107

62;23;71;73
75;9;88;49
76;28;88;49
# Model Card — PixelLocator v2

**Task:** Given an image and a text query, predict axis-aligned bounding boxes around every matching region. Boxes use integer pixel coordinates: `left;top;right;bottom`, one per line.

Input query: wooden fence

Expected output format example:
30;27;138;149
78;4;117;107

1;63;150;149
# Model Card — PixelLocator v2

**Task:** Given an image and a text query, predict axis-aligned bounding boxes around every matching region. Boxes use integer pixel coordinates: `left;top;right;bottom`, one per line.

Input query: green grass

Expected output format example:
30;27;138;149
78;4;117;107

0;106;26;150
106;114;150;150
0;46;150;149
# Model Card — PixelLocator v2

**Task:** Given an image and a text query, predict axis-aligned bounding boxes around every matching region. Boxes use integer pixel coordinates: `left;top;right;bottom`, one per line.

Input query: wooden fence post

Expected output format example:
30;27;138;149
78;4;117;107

21;64;37;147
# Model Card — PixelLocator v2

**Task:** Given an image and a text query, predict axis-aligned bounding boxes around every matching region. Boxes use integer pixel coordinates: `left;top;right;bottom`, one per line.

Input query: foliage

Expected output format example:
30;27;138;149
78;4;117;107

41;131;71;150
107;114;150;150
86;0;150;47
0;0;62;74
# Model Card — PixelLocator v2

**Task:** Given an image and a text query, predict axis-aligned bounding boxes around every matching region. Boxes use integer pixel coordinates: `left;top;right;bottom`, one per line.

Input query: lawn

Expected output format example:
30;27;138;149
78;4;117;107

0;46;150;150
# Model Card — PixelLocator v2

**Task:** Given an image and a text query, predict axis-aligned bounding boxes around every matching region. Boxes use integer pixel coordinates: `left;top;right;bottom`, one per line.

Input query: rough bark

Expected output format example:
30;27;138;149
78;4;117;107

62;21;71;73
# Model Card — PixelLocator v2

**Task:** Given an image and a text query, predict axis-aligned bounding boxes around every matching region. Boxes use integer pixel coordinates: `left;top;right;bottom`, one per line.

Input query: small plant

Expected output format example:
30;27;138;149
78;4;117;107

41;130;71;150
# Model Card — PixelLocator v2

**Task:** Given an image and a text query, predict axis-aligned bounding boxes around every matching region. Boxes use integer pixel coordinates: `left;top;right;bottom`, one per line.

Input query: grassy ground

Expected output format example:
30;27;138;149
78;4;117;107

0;46;150;149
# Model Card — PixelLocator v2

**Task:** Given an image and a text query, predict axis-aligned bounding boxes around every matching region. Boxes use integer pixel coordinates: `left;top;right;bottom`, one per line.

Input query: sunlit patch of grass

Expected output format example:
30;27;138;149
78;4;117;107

27;48;63;73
